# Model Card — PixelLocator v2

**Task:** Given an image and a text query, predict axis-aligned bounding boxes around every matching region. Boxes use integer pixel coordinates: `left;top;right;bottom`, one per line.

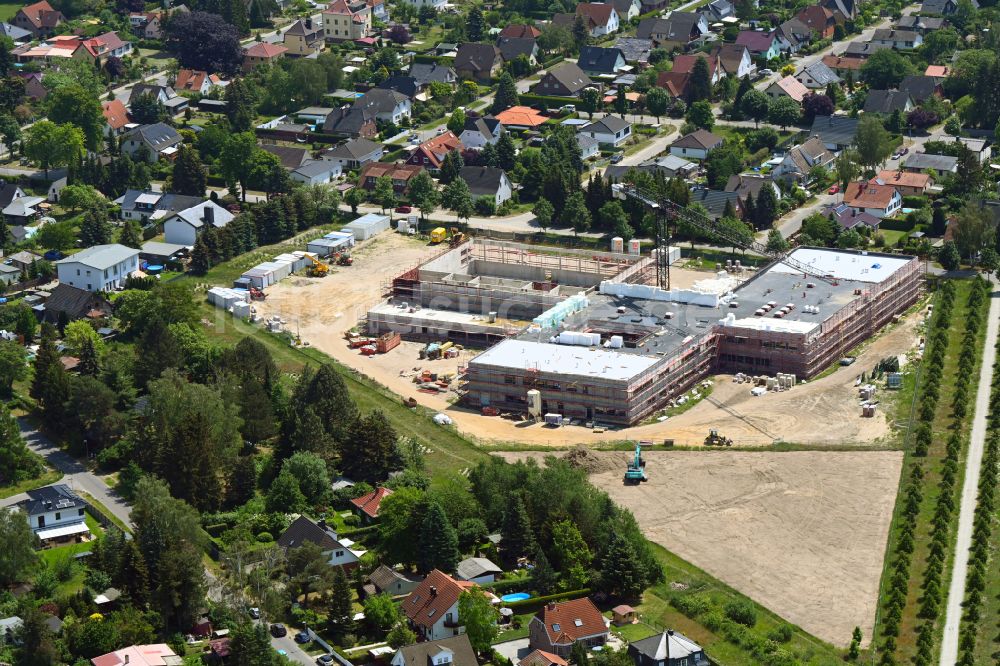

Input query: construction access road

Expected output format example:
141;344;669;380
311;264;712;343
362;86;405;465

939;278;1000;664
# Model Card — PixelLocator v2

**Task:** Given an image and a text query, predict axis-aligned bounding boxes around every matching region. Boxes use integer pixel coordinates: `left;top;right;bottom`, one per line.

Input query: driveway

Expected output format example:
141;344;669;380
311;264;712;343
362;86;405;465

493;638;531;663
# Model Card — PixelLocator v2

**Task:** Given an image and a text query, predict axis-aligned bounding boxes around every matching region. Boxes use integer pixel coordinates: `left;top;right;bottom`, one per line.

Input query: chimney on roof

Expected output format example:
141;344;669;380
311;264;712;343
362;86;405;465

305;17;312;28
318;518;327;530
124;655;130;665
667;630;674;636
204;205;214;225
547;602;556;611
430;586;438;597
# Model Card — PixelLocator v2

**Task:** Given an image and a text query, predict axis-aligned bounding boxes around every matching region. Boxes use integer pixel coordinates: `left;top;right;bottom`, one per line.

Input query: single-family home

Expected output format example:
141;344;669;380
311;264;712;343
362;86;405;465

613;38;653;66
823;0;857;22
376;77;419;101
56;244;139;292
629;630;709;666
772;136;836;182
403;569;476;641
710;44;754;79
690;187;744;220
863;90;914;115
764;76;809;102
391;634;477;666
702;0;734;21
350;485;393;521
494;106;548;129
497;37;539;64
18;484;89;543
276;515;367;569
460;166;513;206
323;0;372;41
454;43;503;82
528;598;609;658
821;54;865;76
921;0;976;16
174;69;225;95
128;83;188;115
895;14;947;32
670;53;722;86
532;62;594;97
776;18;812;53
795;61;840;89
401;0;444;10
260;144;311;170
500;24;541;39
0;616;23;644
121;123;182;162
604;154;696;181
366;564;424;598
2;195;43;226
876;169;932;196
459;116;503;150
636;13;707;50
577;133;599;160
11;0;63;37
957;137;991;163
73;31;132;65
519;651;567;666
809;115;859;150
455;557;503;584
611;0;641;21
163;201;233;246
359;162;424;193
410;63;457;89
796;5;837;38
354;88;412;124
0;263;19;285
242;42;287;71
101;99;129;137
576;46;626;77
41;283;112;323
90;644;181;666
323;106;378;139
0;20;32;42
670;129;723;160
824;203;882;231
899;75;941;104
116;190;203;224
725;174;782;201
842;41;891;58
291;160;342;185
323;137;384;169
735;30;781;60
284;18;323;56
580;115;632;147
406;132;463;170
843;178;902;218
871;28;922;49
924;64;949;81
902;152;959;176
575;3;619;37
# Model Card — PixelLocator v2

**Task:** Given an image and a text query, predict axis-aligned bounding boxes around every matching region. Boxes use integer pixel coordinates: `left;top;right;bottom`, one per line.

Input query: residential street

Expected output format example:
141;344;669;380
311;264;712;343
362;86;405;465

938;278;1000;665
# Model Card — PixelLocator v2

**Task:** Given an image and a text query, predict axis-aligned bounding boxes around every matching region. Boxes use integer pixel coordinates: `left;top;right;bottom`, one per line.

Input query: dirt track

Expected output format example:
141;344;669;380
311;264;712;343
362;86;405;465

254;232;921;448
496;449;902;647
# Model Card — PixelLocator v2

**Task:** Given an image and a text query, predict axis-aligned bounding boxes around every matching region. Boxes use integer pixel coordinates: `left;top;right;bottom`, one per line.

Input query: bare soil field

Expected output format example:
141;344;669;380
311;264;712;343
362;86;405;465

496;449;903;647
254;234;921;448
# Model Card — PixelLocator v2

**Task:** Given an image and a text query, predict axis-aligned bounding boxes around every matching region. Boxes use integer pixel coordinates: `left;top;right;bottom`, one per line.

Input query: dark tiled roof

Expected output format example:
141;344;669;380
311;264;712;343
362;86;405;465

393;635;477;666
277;515;342;550
862;90;912;114
899;75;939;103
577;46;624;73
21;484;84;515
809;115;859;146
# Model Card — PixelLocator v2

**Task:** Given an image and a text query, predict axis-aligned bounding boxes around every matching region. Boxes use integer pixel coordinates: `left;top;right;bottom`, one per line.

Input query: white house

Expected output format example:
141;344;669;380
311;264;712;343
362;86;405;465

322;138;384;170
580;116;632;148
18;484;90;543
669;129;723;160
459;166;513;206
456;557;502;584
391;635;477;666
843;180;902;219
578;133;600;160
291;160;343;185
163;201;234;246
354;88;411;124
402;0;445;9
576;3;619;37
56;244;139;292
403;569;473;641
276;516;367;570
458;117;503;150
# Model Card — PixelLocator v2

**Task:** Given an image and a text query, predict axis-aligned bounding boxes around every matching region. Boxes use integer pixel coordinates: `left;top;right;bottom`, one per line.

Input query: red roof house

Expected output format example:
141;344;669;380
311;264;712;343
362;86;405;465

402;569;476;641
350;486;393;520
405;131;463;169
101;99;129;136
528;598;609;658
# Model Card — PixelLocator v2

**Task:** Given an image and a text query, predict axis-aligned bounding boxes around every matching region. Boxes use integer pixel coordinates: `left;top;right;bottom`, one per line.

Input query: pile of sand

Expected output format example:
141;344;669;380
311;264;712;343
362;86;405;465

562;446;619;473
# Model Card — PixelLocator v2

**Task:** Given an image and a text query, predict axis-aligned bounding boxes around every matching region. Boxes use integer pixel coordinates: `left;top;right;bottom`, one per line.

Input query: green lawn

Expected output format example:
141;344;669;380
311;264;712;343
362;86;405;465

0;1;21;21
0;464;61;499
39;513;104;567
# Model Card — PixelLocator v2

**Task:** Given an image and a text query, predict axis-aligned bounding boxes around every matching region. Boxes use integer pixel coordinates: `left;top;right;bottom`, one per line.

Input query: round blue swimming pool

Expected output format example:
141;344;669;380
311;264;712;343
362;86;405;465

501;592;532;603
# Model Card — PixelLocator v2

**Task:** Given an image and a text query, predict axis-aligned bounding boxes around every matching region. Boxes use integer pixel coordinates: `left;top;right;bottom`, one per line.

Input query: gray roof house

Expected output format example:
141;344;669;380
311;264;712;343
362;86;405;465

163;201;234;246
409;63;457;87
895;14;947;31
863;90;914;115
772;136;836;182
496;36;539;63
532;62;594;97
55;243;140;292
604;154;696;180
902;152;959;175
456;557;503;583
580;115;632;147
796;61;840;89
725;173;781;201
366;564;423;597
843;41;891;58
629;630;708;666
121;123;182;162
128;83;188;113
454;43;503;82
612;37;653;64
636;12;708;49
809;115;860;151
19;484;89;542
116;190;203;224
322;138;384;169
323;106;377;138
899;75;940;103
921;0;977;15
0;22;31;41
576;46;626;76
390;635;478;666
353;88;412;124
690;188;743;220
459;166;513;205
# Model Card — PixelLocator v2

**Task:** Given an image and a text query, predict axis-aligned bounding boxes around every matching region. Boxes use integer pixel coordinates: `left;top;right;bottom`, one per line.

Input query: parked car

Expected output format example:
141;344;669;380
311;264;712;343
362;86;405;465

316;655;334;666
759;68;774;77
827;185;839;194
610;153;624;164
395;205;412;213
270;624;287;638
43;250;64;261
294;631;311;644
248;607;261;619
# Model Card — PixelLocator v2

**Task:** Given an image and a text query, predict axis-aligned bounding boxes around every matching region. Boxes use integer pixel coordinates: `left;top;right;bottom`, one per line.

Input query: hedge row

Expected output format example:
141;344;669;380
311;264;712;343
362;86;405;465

517;93;579;109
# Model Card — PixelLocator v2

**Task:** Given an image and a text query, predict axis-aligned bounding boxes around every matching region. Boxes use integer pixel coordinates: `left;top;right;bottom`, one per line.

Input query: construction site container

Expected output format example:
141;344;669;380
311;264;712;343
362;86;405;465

544;413;562;425
231;301;252;319
887;372;903;389
375;332;401;353
208;287;249;308
345;213;391;241
532;292;589;329
241;267;271;289
430;227;448;243
555;331;601;346
611;237;624;253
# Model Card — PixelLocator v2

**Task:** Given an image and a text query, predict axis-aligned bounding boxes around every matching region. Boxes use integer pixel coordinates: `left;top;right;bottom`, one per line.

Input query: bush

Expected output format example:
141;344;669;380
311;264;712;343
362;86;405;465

256;531;273;542
343;514;361;527
768;624;793;643
724;599;758;627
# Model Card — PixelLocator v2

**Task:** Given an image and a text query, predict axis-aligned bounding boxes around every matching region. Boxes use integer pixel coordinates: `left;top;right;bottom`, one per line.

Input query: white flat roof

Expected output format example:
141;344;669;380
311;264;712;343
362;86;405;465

721;316;818;334
470;339;659;382
37;522;90;540
770;248;910;284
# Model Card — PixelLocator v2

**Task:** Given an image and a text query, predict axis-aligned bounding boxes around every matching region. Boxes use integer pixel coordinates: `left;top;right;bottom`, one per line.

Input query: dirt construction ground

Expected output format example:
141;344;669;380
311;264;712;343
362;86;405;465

496;449;903;647
254;231;922;447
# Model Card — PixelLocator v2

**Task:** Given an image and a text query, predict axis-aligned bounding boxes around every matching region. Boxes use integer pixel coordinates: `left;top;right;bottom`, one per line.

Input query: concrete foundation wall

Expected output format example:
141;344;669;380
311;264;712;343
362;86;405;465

470;259;603;288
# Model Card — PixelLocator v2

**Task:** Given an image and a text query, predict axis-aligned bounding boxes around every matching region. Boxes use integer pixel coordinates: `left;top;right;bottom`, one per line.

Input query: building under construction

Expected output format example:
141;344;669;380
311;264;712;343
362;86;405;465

368;240;921;426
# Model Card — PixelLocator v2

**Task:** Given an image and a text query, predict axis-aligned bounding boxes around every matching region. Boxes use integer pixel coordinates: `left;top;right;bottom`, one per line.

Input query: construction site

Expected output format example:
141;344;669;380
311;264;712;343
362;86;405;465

366;237;921;427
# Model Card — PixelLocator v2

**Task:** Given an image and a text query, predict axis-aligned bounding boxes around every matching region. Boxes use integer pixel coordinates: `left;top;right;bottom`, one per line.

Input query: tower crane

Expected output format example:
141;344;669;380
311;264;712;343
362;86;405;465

617;183;840;290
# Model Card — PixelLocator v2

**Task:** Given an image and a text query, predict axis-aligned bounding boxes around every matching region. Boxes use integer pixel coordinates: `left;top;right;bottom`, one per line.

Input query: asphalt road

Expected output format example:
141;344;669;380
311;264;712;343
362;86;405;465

938;278;1000;665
